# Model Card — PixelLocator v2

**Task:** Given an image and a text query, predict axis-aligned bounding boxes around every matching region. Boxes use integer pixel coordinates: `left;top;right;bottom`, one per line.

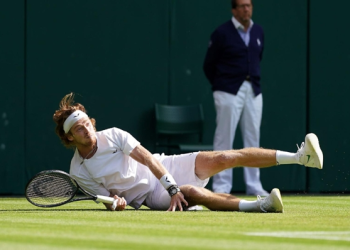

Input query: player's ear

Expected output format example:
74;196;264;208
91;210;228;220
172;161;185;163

66;134;74;141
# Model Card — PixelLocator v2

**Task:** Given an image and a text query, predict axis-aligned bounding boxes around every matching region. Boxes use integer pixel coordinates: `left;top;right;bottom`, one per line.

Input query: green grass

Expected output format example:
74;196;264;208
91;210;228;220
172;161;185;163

1;195;350;250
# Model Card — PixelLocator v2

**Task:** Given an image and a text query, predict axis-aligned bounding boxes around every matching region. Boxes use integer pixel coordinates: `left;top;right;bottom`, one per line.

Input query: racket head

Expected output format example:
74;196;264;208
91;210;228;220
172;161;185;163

25;170;79;208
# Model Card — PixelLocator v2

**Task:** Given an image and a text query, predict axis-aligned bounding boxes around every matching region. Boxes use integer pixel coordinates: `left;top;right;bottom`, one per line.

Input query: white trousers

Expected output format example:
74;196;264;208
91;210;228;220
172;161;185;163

212;81;265;194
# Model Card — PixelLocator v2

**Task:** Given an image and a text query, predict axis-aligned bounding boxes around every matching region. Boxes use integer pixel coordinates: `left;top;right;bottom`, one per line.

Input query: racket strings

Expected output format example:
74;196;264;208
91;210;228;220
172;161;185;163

26;173;78;206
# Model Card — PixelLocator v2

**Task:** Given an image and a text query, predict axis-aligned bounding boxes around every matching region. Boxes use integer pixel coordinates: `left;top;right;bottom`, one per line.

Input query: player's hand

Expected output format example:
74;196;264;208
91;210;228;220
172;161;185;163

167;192;188;212
113;195;127;211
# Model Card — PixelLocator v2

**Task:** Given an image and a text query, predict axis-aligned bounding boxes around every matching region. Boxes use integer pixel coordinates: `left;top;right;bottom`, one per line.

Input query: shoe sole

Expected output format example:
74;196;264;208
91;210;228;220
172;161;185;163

305;133;323;169
271;188;284;213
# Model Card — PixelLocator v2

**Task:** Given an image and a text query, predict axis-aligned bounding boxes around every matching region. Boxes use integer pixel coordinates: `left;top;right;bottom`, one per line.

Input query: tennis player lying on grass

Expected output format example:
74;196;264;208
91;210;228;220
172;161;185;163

53;93;323;213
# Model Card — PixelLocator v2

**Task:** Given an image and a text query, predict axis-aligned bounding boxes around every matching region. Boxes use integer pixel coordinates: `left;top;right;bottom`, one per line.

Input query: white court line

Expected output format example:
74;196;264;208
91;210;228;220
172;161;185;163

245;231;350;241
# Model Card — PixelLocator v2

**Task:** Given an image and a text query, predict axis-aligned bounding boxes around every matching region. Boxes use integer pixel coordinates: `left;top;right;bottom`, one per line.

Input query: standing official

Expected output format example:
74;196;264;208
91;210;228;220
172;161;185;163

203;0;267;195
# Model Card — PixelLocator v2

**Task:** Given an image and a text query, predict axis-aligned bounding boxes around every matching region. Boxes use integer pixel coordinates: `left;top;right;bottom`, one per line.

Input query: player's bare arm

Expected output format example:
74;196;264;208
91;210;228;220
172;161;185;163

130;145;189;211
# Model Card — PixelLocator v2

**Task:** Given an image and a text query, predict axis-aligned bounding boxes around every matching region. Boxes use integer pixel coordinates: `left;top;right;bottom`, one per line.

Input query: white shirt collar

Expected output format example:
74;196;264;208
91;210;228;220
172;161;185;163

231;16;253;30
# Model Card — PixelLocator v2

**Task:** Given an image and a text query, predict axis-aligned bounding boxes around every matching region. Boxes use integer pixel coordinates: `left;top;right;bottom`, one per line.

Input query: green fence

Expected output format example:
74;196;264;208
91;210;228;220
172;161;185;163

0;0;348;194
0;0;26;194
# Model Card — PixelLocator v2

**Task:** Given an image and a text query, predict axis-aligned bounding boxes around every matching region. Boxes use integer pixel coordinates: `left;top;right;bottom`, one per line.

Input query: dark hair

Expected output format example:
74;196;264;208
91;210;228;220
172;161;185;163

231;0;253;9
53;93;96;148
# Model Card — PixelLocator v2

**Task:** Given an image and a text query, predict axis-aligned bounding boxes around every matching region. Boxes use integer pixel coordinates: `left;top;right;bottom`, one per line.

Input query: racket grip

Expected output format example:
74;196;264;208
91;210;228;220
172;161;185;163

96;195;119;210
111;199;118;211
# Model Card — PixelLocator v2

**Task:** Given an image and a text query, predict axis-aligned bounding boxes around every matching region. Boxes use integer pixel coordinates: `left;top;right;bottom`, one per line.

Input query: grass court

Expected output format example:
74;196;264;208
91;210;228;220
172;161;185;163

0;195;349;250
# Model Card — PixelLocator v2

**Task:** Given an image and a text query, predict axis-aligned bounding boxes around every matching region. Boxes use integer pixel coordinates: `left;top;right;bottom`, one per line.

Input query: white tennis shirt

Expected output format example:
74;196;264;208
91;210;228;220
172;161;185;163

70;127;158;209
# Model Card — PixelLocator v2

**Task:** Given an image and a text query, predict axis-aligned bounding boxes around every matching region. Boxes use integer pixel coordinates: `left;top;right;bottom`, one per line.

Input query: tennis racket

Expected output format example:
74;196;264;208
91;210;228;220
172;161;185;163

25;170;118;210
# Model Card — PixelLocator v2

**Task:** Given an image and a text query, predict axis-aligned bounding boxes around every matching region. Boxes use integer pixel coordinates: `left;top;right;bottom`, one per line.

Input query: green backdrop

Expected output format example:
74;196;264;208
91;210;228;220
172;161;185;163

0;0;26;194
308;0;350;192
0;0;348;195
25;0;170;180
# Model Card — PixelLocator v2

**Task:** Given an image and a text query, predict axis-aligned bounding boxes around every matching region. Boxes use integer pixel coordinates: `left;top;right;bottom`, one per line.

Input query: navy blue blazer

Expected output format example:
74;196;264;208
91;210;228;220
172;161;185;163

203;20;264;96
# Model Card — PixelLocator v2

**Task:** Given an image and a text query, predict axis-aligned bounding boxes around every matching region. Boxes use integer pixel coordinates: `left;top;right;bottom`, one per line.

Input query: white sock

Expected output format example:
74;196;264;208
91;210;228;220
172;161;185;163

238;200;261;212
276;150;299;165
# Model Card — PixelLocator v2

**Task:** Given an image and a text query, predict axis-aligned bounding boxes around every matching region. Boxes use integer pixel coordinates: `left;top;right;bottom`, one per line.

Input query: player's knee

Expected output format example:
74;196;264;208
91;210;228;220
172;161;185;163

181;185;206;203
215;152;238;168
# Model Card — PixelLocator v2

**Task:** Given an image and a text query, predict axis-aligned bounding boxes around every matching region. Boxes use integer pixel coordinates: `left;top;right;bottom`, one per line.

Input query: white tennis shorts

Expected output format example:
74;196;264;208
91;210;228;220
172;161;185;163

144;152;209;210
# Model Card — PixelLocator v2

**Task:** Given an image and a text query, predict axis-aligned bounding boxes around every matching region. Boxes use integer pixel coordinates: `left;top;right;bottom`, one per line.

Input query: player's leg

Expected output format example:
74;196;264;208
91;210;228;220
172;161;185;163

180;185;283;213
195;133;323;180
181;185;241;210
195;147;276;180
212;90;243;193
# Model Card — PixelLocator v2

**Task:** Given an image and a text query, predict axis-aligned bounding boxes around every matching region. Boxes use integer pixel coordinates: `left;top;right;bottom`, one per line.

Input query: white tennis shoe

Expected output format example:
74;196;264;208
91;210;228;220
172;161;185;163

296;133;323;169
257;188;284;213
185;205;203;211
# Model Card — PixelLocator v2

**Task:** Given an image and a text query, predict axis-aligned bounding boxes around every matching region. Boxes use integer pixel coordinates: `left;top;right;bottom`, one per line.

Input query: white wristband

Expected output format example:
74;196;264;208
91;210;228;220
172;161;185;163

159;173;177;190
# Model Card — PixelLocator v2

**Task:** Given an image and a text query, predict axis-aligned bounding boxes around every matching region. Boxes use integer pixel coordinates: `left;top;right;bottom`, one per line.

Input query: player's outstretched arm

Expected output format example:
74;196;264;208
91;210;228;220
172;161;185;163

130;145;168;179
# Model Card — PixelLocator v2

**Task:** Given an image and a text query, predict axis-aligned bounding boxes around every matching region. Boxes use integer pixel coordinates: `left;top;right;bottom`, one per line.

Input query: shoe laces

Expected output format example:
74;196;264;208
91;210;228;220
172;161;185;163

296;142;304;152
257;195;269;213
296;142;305;158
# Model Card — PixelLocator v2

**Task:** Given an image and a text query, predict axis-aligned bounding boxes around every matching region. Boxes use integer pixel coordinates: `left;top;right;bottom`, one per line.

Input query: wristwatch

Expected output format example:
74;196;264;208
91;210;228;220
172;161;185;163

167;185;181;197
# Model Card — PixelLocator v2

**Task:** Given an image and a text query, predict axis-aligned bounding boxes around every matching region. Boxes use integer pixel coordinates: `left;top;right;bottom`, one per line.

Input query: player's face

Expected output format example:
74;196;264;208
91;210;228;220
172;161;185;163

232;0;253;25
68;117;96;146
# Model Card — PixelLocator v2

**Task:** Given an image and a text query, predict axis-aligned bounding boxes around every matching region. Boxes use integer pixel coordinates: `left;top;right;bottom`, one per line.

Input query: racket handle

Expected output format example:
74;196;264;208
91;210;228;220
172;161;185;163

96;195;119;210
111;199;118;210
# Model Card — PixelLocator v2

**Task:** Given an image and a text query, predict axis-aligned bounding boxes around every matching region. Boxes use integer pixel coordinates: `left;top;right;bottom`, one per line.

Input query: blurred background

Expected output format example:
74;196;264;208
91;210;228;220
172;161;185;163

1;0;349;195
